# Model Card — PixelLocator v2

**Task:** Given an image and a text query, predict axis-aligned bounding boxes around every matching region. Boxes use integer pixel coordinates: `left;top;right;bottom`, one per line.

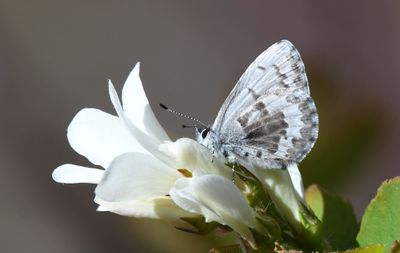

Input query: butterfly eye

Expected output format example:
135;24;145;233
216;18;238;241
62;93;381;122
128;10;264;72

201;128;210;139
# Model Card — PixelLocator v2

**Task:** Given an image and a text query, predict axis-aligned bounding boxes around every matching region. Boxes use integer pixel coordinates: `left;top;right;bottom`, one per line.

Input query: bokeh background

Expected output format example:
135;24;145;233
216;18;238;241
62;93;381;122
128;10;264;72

1;1;399;252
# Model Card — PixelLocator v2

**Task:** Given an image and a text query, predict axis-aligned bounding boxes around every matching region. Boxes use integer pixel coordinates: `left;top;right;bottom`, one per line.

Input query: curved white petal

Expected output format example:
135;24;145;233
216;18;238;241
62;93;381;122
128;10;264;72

67;108;149;168
95;196;193;220
121;63;170;142
95;152;181;202
170;174;257;245
108;81;174;167
255;168;303;232
287;163;305;199
159;138;231;178
52;164;104;184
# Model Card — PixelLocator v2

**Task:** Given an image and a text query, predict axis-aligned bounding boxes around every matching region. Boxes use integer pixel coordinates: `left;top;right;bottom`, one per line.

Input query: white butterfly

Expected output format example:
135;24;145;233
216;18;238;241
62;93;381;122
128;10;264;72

195;40;318;170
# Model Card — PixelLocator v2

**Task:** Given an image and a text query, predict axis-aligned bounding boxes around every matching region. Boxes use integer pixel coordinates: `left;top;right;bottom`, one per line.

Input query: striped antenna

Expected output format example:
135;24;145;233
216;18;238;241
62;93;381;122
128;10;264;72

159;103;207;128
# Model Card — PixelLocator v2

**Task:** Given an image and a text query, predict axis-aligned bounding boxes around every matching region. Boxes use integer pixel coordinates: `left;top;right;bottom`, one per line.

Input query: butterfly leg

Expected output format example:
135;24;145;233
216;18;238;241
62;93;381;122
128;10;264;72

231;160;255;181
231;158;237;183
210;144;217;163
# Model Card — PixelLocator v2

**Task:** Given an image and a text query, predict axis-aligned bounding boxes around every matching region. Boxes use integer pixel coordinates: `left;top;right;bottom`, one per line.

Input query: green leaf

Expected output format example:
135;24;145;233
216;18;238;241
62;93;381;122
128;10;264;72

343;244;384;253
305;185;359;250
357;177;400;253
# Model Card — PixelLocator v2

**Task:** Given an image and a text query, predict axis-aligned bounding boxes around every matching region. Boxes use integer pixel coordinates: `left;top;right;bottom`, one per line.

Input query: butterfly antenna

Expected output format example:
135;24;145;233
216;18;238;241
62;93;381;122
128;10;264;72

159;103;207;128
182;124;198;129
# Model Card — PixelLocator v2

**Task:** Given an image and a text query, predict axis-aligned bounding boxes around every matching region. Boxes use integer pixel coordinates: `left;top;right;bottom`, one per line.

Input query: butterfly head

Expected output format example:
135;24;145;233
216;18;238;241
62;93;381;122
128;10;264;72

195;126;211;141
195;126;222;153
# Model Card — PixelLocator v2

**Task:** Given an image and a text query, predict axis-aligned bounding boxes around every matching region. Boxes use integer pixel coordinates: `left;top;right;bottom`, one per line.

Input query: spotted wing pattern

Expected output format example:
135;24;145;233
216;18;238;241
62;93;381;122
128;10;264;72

212;40;318;169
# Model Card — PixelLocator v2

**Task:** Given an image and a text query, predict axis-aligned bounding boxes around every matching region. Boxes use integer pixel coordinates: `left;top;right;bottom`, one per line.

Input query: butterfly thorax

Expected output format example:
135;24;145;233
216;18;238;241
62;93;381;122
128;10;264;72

196;127;238;163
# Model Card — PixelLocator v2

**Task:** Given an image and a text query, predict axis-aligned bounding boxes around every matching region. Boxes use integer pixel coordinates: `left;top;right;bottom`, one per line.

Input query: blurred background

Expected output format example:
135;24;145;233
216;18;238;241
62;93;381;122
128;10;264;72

1;0;399;252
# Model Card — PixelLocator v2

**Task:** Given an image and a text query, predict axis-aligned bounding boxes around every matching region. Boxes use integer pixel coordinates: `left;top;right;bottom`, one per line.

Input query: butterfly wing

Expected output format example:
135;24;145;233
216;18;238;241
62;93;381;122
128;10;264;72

213;40;318;169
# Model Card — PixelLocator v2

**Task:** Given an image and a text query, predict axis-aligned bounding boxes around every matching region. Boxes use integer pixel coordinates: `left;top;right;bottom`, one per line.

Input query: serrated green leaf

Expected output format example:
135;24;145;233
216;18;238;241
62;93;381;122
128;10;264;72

391;240;400;253
357;177;400;253
343;244;384;253
305;185;359;250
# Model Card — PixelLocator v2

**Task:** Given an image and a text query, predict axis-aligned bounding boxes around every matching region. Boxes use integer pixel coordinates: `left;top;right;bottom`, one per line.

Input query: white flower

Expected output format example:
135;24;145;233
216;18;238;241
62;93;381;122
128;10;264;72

52;63;261;244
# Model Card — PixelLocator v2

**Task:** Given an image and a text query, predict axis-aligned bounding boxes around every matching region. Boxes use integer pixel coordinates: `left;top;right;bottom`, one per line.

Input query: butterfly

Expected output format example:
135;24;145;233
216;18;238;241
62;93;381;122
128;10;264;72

194;40;318;170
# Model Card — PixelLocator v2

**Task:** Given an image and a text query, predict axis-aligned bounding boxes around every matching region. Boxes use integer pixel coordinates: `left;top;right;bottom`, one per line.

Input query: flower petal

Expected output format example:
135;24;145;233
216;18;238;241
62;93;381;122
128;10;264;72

255;168;304;233
52;164;104;184
170;174;257;245
159;138;231;178
108;81;174;167
94;196;193;220
67;108;150;168
121;63;170;142
287;163;305;199
95;152;181;202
